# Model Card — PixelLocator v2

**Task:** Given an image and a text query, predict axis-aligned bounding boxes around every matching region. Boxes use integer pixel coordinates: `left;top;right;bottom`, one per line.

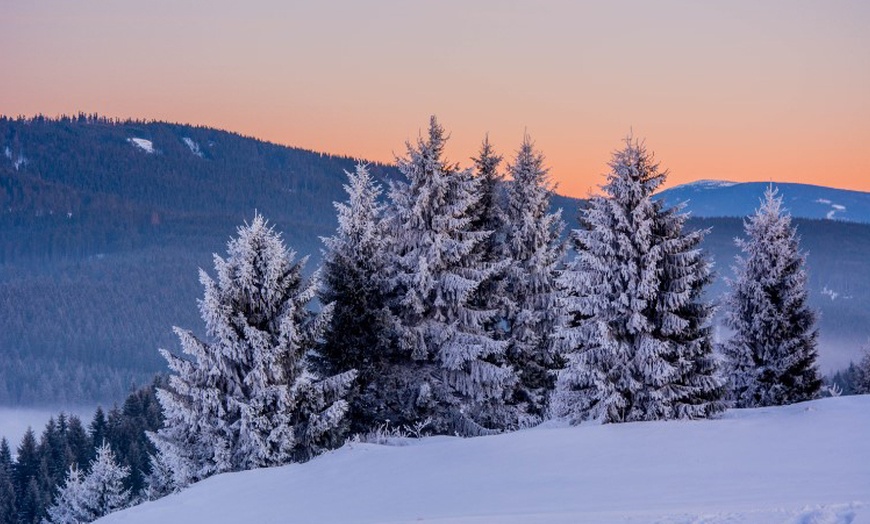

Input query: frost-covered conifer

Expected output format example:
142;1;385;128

724;187;821;407
553;137;724;424
46;444;130;524
470;135;507;265
502;135;565;421
384;116;515;434
80;444;130;520
149;214;354;490
45;466;88;524
855;351;870;395
318;164;395;433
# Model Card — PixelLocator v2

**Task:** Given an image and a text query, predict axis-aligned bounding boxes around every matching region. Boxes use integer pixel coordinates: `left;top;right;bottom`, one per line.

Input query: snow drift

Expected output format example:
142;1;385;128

100;396;869;524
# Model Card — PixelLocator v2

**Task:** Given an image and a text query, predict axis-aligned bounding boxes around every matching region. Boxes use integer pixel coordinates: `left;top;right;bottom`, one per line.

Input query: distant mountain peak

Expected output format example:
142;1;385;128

657;180;870;223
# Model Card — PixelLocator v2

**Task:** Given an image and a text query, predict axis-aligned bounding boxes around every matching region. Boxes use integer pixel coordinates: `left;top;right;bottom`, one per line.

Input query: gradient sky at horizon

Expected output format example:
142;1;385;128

1;0;868;197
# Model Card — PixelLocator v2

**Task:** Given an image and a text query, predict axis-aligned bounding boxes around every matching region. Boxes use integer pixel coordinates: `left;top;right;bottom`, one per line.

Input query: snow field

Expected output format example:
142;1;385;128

100;395;870;524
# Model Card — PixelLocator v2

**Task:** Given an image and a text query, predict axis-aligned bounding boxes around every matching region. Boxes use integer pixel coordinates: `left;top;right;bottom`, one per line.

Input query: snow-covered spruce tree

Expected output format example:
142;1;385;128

855;350;870;395
467;135;512;351
552;137;724;424
45;466;88;524
317;164;396;434
46;443;131;524
723;187;821;407
384;116;515;434
469;135;507;267
502;135;565;422
149;214;355;490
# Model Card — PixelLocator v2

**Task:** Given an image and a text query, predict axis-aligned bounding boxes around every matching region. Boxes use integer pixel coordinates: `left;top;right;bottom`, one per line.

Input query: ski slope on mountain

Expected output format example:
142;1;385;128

100;395;870;524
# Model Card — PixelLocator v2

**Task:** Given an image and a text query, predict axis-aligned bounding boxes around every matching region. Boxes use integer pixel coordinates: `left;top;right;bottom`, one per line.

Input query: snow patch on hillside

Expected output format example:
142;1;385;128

826;204;846;220
182;137;203;157
5;146;28;170
127;138;155;154
816;199;847;220
99;395;870;524
821;286;851;301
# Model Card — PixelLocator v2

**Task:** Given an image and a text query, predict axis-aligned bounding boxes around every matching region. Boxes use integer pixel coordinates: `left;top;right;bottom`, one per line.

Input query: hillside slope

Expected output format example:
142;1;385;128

100;395;870;524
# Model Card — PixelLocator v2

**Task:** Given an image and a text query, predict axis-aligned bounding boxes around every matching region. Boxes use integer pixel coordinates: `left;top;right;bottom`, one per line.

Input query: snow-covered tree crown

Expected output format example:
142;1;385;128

724;185;821;407
601;136;666;205
325;163;384;258
553;134;723;424
150;212;353;488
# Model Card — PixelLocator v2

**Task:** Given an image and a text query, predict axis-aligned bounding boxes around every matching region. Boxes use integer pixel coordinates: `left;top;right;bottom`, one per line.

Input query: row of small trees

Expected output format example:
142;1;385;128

0;383;163;524
47;117;826;520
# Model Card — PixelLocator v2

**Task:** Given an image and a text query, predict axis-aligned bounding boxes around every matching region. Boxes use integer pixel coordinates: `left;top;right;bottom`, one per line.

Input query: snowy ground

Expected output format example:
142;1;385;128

101;396;870;524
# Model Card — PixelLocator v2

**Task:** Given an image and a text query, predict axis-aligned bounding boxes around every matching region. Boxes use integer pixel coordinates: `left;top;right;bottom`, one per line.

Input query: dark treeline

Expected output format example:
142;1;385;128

0;380;163;524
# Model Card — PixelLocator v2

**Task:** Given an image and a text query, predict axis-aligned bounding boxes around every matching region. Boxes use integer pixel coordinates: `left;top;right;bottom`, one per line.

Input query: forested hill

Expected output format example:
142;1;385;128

1;115;869;406
0;114;402;260
0;115;399;404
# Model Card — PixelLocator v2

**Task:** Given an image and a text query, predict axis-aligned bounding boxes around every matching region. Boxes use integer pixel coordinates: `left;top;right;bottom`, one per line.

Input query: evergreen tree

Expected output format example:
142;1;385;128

552;137;724;424
38;417;69;503
80;443;130;520
501;135;565;422
64;417;91;474
724;187;822;407
44;466;87;524
47;443;131;524
141;452;174;502
0;439;16;524
855;350;870;395
105;382;164;496
318;164;394;434
469;135;507;266
149;214;354;490
468;136;510;362
14;428;45;524
88;409;107;457
384;116;515;434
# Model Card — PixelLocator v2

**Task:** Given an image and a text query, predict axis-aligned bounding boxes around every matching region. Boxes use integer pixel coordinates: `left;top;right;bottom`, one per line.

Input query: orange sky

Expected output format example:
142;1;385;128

1;1;868;197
